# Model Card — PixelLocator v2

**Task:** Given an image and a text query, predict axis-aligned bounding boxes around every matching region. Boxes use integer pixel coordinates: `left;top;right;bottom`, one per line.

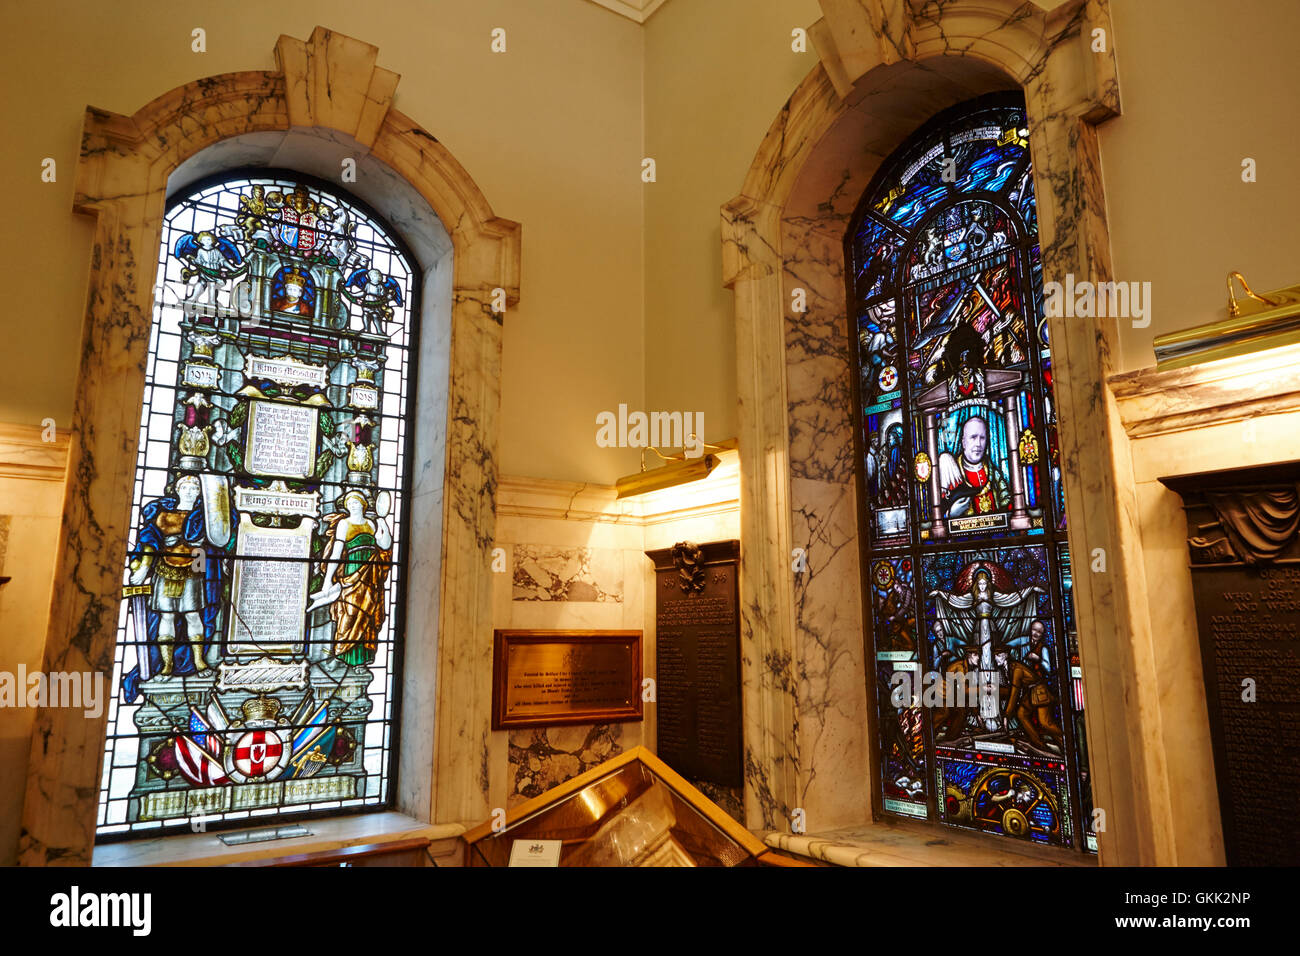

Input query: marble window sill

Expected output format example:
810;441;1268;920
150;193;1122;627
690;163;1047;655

759;820;1099;868
92;812;467;867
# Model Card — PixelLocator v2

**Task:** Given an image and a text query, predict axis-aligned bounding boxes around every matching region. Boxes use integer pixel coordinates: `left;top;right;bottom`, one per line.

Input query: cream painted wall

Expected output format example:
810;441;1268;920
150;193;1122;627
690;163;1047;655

10;0;1290;495
643;0;823;446
1101;0;1300;371
0;475;64;866
0;0;646;484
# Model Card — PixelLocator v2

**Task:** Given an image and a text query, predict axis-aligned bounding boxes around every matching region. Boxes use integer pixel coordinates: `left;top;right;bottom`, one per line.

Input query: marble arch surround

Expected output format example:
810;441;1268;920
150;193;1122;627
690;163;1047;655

723;0;1182;865
19;27;521;865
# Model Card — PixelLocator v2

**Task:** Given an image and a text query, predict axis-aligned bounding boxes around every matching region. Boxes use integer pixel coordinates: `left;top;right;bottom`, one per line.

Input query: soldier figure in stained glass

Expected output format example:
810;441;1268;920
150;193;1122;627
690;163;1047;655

996;643;1064;753
1024;619;1052;672
933;644;982;740
875;567;916;651
307;490;393;666
123;476;228;700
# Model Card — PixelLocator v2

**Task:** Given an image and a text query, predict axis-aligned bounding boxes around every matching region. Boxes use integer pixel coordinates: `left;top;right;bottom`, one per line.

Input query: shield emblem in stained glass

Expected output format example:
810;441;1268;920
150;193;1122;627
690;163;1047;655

271;185;322;253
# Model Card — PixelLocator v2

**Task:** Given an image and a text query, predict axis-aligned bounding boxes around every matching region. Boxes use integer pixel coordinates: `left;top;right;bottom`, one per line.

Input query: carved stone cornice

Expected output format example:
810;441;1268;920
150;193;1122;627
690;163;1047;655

1111;345;1300;441
0;423;70;482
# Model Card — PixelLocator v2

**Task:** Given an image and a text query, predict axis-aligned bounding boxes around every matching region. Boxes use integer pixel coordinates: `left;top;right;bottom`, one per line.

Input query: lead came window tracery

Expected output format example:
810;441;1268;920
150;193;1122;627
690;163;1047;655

847;95;1096;851
97;171;418;836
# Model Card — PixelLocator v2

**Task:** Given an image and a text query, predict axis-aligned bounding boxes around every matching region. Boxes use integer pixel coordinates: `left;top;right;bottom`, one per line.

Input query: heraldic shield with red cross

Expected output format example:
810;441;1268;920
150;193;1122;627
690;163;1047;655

229;729;286;781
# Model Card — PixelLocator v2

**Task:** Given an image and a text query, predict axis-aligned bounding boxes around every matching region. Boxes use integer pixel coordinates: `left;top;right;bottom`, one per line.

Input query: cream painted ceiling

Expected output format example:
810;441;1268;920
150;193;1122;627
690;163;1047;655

581;0;672;24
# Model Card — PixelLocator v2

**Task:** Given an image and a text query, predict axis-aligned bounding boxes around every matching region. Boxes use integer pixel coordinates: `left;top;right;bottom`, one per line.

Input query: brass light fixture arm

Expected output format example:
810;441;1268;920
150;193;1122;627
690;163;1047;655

1227;271;1279;318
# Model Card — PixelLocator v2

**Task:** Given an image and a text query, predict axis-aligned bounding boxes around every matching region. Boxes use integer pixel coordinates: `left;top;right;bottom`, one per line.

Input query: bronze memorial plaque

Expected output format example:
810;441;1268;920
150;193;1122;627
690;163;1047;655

1163;465;1300;866
492;630;643;730
646;540;742;788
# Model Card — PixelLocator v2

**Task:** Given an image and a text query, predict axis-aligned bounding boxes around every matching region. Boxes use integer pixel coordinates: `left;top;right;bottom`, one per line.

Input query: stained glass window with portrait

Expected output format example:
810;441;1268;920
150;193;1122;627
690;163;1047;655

847;94;1095;852
96;171;417;837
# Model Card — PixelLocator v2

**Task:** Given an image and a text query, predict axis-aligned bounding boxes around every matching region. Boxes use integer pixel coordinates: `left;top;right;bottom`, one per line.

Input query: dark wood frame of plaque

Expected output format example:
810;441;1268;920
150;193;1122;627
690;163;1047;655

491;630;644;730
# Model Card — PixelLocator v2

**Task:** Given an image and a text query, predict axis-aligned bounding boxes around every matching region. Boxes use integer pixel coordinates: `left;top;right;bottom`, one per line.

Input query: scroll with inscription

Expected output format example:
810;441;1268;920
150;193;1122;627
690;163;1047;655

646;540;742;790
245;400;319;479
1163;464;1300;866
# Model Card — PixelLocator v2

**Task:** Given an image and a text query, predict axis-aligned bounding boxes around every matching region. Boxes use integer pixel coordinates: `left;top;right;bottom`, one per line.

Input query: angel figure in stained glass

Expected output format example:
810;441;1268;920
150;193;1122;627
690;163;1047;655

930;563;1044;733
306;490;393;667
342;267;404;336
175;230;244;304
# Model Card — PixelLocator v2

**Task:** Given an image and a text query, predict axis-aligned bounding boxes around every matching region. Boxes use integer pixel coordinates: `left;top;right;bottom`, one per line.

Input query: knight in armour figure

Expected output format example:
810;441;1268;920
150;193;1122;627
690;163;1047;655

123;474;231;700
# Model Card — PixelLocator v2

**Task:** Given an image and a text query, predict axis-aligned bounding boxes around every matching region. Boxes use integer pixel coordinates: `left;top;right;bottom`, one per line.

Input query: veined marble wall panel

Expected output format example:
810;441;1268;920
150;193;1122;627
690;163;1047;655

1110;346;1300;866
512;545;624;602
776;183;873;830
507;725;623;807
786;475;869;828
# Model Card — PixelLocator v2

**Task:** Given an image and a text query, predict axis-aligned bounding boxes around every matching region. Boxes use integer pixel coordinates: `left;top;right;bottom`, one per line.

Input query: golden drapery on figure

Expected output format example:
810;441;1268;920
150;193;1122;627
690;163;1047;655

321;518;392;666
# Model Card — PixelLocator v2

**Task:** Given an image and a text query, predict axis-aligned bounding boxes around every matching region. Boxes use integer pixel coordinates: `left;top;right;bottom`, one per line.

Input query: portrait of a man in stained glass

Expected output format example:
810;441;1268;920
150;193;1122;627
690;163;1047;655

937;414;1009;518
270;266;316;317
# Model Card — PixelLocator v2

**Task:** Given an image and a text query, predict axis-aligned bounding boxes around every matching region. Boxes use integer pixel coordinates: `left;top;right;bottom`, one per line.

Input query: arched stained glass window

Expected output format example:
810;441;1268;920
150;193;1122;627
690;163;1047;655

97;170;418;837
846;94;1095;852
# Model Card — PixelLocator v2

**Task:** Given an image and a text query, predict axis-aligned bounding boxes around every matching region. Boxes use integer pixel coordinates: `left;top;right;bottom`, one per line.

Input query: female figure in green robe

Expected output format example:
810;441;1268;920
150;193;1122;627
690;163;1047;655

307;490;392;666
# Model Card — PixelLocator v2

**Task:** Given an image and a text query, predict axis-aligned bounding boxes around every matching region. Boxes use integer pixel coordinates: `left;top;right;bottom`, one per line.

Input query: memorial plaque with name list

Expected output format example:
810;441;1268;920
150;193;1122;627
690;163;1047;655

1163;464;1300;866
646;540;742;789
